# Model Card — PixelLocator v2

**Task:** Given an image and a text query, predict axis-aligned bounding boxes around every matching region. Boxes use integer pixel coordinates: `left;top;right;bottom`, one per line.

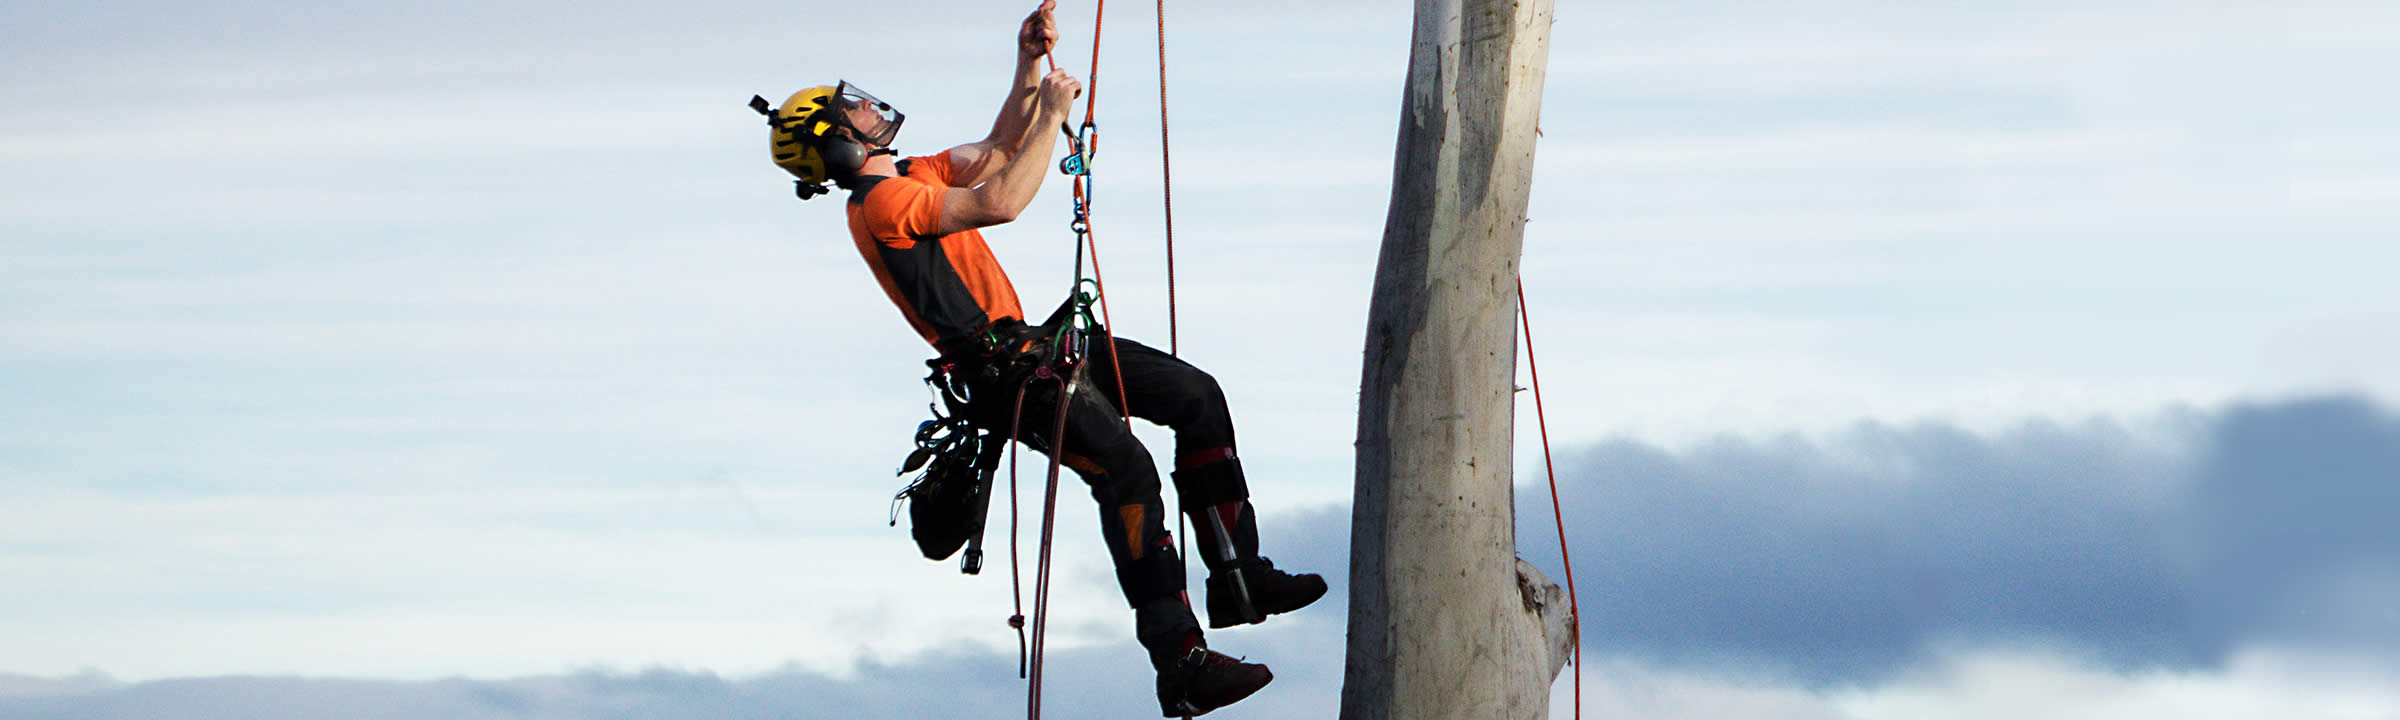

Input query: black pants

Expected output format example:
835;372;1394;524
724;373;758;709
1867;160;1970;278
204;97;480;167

965;335;1262;670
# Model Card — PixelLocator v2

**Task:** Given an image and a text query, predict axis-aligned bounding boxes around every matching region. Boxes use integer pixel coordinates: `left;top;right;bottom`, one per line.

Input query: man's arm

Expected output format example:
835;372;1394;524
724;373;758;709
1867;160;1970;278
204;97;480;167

948;1;1057;188
935;70;1080;234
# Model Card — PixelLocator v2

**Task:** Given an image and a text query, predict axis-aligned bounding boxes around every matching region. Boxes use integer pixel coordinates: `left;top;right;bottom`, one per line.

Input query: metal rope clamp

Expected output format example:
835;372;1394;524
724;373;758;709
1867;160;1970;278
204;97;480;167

1057;121;1096;176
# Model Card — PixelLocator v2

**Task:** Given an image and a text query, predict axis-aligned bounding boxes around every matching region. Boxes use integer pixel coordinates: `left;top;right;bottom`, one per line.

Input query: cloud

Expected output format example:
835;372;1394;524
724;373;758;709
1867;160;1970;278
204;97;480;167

2181;397;2400;653
7;642;2395;720
1263;395;2400;687
1553;395;2400;684
0;671;118;699
6;396;2399;717
0;634;1345;720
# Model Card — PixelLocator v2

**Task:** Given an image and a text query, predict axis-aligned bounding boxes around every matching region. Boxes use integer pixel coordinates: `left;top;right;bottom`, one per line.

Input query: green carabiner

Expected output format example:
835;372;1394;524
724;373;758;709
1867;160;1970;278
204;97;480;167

1072;279;1103;329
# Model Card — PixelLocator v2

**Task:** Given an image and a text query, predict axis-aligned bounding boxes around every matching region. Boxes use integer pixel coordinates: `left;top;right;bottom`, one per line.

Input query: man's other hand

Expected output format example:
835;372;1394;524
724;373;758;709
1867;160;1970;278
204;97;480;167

1020;0;1059;61
1039;69;1083;109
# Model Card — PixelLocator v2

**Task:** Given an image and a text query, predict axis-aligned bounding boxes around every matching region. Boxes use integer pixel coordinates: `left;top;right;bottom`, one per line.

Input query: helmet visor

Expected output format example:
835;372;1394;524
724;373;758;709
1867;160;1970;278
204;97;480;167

833;81;905;148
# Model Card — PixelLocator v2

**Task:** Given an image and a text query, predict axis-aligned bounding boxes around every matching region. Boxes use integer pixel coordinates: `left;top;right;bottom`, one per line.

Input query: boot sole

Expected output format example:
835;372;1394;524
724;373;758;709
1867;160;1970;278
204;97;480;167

1160;668;1273;717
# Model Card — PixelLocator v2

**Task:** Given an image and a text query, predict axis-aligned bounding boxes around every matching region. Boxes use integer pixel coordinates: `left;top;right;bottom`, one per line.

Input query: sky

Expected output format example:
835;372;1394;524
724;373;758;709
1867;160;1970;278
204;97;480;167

3;0;2397;718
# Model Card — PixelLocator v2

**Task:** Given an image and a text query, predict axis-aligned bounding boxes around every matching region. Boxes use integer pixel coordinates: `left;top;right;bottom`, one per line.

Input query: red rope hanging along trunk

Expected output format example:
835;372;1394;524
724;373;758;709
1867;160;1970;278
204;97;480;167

1518;278;1583;720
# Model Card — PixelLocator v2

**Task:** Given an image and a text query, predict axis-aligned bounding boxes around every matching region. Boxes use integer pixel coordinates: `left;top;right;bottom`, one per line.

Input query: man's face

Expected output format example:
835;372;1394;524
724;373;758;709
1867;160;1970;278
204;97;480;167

830;83;903;149
842;99;888;146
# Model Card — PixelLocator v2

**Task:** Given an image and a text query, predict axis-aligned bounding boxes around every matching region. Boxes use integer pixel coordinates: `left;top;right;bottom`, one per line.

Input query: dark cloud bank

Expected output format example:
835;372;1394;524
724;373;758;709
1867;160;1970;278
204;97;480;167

1498;393;2400;685
7;395;2394;718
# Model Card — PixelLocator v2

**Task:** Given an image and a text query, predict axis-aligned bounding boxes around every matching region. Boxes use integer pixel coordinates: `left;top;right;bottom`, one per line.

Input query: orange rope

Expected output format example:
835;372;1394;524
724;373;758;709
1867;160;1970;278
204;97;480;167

1083;0;1105;118
1078;177;1135;427
1062;0;1134;427
1518;278;1581;720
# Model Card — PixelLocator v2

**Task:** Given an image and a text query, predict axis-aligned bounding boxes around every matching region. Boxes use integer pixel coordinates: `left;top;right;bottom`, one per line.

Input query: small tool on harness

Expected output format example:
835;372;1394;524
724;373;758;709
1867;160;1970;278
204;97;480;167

958;437;1006;575
891;363;1008;574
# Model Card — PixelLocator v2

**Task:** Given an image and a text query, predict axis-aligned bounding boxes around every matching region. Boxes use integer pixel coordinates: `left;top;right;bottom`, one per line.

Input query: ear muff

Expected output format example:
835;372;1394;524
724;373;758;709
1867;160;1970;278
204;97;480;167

817;131;868;182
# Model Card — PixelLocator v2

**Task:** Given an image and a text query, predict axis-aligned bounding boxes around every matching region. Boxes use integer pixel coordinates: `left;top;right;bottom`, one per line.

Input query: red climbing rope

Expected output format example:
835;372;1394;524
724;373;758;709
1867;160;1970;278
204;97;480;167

1026;365;1076;720
1155;0;1178;358
1004;359;1084;720
1152;0;1191;615
1005;384;1034;678
1518;278;1582;720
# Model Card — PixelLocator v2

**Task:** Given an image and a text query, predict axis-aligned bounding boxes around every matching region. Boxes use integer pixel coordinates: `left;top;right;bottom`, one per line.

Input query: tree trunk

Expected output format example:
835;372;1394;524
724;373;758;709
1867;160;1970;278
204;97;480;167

1340;0;1559;718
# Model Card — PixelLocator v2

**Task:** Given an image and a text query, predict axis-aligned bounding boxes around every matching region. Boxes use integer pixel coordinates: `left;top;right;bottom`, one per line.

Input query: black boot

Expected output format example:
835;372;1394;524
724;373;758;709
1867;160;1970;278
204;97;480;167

1205;557;1327;629
1156;647;1273;717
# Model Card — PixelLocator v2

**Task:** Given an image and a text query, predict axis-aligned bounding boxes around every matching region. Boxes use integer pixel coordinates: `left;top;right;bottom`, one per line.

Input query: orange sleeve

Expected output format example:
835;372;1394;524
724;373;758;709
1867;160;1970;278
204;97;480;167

861;178;946;244
911;151;958;186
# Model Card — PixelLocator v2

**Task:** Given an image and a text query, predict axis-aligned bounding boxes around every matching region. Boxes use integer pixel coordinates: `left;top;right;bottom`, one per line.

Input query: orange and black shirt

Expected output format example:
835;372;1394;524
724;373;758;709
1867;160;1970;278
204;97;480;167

845;151;1026;351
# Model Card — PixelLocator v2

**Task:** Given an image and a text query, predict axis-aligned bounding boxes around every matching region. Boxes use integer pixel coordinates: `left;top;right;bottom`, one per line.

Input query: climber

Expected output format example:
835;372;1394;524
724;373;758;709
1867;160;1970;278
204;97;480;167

747;3;1325;716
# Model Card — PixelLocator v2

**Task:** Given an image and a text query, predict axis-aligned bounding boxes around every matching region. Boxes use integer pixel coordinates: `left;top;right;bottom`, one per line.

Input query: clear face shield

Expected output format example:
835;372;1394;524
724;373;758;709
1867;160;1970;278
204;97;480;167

833;80;905;148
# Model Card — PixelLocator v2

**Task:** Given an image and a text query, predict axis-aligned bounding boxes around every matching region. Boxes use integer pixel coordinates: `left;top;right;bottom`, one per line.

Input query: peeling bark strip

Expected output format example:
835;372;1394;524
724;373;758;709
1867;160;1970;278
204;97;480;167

1342;0;1558;719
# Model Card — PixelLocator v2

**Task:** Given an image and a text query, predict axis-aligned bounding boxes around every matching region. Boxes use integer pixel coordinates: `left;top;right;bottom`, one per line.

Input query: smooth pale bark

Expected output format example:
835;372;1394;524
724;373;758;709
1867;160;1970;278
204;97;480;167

1341;0;1560;718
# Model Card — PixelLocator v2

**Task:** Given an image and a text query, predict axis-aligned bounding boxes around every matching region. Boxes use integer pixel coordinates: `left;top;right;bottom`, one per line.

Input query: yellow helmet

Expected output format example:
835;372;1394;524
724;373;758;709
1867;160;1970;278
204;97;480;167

748;82;906;200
